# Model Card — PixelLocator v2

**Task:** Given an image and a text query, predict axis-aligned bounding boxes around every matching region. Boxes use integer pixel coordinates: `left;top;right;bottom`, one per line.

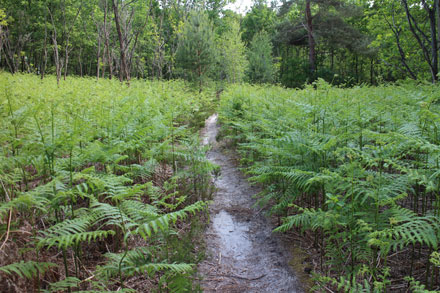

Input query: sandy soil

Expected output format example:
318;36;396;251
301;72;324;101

198;114;303;293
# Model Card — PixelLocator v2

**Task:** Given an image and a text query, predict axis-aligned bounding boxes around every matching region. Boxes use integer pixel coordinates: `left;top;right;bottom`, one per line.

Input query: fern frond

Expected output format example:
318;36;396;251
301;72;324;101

130;262;193;276
136;201;207;239
120;200;159;223
274;214;311;233
37;211;115;249
0;261;55;279
369;208;440;251
48;277;80;291
405;277;438;293
0;194;40;216
91;200;133;228
39;230;116;249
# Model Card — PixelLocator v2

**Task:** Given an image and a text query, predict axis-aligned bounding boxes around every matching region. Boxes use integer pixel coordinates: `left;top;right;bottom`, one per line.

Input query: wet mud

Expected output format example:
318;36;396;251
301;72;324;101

198;114;302;293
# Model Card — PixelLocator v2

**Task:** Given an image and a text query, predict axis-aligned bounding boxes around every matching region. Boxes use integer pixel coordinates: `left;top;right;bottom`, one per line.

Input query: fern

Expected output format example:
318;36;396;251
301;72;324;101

405;277;439;293
39;230;116;249
47;277;81;291
369;209;440;251
219;82;440;289
0;261;55;279
99;247;193;279
37;207;119;249
0;193;45;217
0;74;215;292
135;201;207;239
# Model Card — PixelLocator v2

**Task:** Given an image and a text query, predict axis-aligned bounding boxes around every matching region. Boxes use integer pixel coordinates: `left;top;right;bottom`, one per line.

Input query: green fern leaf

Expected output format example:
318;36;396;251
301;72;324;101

0;261;55;279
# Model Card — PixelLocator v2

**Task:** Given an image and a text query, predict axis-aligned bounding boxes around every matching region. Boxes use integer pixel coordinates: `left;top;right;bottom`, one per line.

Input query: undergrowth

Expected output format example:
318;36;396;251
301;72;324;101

0;73;216;292
219;79;440;292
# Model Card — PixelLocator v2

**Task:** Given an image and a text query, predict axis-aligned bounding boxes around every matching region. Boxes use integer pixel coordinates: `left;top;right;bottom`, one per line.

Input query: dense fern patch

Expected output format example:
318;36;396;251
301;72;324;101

0;73;216;291
219;80;440;291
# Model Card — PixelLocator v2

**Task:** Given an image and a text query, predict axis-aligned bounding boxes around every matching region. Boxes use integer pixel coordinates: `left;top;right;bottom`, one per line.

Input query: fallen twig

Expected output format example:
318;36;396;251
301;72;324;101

0;209;12;251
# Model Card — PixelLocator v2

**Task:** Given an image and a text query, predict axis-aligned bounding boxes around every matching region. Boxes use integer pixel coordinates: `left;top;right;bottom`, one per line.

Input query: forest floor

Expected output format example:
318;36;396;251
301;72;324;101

197;114;303;292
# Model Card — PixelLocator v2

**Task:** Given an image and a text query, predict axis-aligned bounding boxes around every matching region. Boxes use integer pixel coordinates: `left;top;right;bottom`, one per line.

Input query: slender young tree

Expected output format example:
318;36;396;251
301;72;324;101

217;20;248;83
305;0;316;75
175;11;216;91
112;0;150;83
381;0;417;79
112;0;128;82
401;0;438;82
246;31;275;83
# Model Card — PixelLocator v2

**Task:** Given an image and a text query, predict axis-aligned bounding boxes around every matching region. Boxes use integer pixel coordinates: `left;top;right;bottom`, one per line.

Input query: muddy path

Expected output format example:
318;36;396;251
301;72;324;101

198;114;302;293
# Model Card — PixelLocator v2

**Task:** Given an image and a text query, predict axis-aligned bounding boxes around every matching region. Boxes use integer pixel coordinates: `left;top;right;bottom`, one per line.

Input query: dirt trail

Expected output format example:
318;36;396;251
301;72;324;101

198;114;302;292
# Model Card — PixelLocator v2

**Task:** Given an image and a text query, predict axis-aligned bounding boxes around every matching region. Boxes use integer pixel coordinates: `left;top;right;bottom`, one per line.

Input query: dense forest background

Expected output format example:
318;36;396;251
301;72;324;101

1;0;440;88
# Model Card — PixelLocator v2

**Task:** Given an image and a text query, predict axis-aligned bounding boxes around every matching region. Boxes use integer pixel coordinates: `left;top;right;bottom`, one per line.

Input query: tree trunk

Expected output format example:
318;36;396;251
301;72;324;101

427;4;438;82
102;46;106;78
103;0;112;79
112;0;129;82
403;0;438;82
386;1;417;79
48;7;61;85
395;29;417;79
436;0;440;70
96;29;101;81
78;47;83;77
53;34;61;85
49;14;60;83
64;40;69;80
305;0;316;76
41;21;48;80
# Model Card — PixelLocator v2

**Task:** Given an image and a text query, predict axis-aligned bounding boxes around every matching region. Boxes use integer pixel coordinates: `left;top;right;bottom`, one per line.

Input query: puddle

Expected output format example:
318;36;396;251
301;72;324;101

212;210;252;261
198;114;302;293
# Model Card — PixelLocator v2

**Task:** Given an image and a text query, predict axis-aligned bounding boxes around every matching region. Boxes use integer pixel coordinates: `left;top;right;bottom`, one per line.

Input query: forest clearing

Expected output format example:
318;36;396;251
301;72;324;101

2;0;440;292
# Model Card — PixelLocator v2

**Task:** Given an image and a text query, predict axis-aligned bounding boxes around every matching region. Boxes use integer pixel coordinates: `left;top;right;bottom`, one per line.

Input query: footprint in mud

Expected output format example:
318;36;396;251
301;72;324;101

198;114;302;293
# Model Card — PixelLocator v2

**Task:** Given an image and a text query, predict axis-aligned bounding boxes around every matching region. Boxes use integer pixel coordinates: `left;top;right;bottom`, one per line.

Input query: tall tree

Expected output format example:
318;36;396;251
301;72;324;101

112;0;150;82
112;0;129;82
401;0;438;82
47;0;83;84
379;0;417;79
217;19;248;83
305;0;315;75
246;31;275;83
275;0;374;86
241;1;276;44
175;11;216;91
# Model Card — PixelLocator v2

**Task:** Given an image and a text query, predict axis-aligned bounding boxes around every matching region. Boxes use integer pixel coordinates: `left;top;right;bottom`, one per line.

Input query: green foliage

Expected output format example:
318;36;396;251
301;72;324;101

1;0;439;86
241;2;276;44
47;277;81;292
0;8;7;26
135;201;207;239
176;11;216;90
0;261;56;279
0;73;214;291
405;277;439;293
99;246;193;279
38;225;116;249
219;80;440;289
246;31;275;84
216;19;248;84
276;0;375;87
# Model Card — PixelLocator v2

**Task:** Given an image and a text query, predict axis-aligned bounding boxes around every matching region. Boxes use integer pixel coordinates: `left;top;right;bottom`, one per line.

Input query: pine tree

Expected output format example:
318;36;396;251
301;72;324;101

175;11;216;91
246;31;275;83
